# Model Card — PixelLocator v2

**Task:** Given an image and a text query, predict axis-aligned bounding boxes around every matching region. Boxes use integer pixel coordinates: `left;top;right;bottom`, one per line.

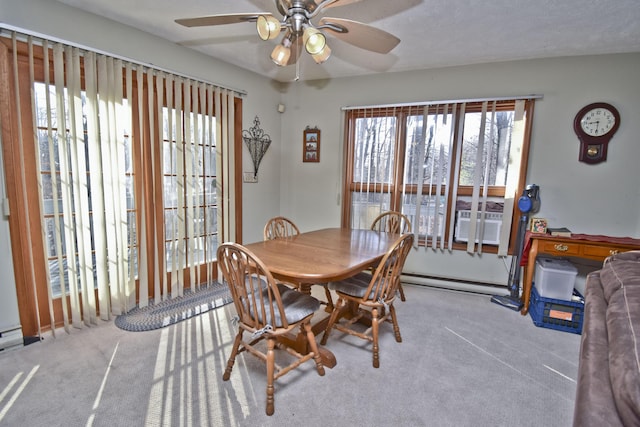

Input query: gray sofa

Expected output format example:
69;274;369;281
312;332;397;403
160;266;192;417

573;251;640;426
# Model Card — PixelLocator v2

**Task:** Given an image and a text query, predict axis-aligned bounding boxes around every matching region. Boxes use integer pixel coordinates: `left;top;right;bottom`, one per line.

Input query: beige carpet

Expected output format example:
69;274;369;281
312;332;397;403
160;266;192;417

0;284;581;426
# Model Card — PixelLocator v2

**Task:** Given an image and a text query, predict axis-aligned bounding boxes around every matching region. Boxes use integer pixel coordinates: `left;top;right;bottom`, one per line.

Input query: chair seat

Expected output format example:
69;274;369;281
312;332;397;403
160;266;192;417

253;283;321;327
328;272;375;299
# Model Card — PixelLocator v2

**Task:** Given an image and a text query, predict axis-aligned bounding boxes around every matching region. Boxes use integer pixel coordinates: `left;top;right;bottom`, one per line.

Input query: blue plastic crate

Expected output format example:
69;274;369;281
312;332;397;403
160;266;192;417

529;285;584;334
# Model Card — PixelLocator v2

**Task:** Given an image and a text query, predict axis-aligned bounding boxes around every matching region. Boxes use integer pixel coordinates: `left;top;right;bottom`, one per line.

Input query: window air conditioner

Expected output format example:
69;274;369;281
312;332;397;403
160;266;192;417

455;210;503;245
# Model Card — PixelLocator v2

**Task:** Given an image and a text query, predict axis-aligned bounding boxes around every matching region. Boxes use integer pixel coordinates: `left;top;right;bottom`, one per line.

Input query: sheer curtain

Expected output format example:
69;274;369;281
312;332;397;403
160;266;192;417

2;30;241;336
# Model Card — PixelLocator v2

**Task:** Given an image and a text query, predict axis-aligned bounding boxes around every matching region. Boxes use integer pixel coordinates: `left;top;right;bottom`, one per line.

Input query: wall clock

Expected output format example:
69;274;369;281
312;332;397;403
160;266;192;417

573;102;620;164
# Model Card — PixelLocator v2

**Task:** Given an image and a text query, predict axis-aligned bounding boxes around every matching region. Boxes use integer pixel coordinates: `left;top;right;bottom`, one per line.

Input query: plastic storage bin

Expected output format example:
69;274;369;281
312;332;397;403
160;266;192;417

534;257;578;301
529;285;584;334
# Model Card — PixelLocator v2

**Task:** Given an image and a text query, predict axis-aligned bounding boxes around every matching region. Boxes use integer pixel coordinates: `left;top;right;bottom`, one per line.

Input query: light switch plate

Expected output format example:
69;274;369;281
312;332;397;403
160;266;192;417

243;172;258;183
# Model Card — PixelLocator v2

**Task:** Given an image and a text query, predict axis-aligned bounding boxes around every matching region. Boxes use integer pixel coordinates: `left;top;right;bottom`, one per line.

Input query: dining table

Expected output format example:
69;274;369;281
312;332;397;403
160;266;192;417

243;227;401;368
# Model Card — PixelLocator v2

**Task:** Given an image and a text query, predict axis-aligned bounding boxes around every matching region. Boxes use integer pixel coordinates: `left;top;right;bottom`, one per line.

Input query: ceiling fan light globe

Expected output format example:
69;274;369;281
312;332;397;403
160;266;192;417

303;27;327;55
256;15;281;40
271;45;291;66
312;45;331;64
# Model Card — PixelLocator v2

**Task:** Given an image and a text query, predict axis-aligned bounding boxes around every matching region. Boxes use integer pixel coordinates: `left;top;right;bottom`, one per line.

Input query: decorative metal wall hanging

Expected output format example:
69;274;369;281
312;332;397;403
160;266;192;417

242;116;272;178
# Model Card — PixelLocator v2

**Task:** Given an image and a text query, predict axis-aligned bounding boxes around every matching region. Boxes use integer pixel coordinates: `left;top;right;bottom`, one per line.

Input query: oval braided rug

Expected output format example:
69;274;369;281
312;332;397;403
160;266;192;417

114;282;232;332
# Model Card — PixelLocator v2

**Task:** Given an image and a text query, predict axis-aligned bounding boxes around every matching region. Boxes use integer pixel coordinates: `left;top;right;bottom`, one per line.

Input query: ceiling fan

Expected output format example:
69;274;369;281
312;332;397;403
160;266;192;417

175;0;400;66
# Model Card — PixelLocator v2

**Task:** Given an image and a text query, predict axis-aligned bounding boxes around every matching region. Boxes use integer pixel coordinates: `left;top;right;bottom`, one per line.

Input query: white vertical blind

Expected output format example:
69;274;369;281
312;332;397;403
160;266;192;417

217;88;236;244
124;64;136;313
146;60;160;306
447;103;465;249
155;72;167;300
466;101;487;254
477;101;497;255
18;36;45;338
498;100;526;256
412;105;427;249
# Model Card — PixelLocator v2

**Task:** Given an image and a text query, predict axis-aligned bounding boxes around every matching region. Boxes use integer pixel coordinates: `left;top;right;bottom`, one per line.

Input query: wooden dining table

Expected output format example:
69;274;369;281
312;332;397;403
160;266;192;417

243;227;400;367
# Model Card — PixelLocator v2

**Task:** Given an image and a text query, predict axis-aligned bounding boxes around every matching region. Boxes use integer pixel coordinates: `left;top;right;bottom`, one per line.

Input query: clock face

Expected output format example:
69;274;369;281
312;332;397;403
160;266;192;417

579;107;617;137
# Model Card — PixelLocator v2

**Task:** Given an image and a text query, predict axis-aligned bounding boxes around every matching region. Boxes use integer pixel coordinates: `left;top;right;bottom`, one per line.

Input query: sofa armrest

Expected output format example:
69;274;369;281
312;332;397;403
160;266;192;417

573;271;623;427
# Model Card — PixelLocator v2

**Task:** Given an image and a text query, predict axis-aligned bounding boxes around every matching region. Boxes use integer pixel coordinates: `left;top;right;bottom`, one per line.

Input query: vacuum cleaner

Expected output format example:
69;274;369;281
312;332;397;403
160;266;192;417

491;184;540;311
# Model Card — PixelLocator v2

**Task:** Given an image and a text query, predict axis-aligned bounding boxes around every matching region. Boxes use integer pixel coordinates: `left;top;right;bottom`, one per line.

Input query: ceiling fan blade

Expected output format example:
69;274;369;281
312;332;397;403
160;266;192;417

319;17;400;54
314;0;363;9
175;13;271;28
286;35;303;66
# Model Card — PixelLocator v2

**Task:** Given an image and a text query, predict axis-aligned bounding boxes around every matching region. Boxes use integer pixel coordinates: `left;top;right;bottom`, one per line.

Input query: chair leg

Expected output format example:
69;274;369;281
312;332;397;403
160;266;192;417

389;304;402;343
265;337;276;416
223;331;243;381
321;297;345;346
303;322;325;376
371;307;380;368
398;283;406;301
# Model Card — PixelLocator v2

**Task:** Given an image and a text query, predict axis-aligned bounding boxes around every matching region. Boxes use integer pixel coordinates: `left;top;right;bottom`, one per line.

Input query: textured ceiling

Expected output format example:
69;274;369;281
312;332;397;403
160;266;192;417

54;0;640;82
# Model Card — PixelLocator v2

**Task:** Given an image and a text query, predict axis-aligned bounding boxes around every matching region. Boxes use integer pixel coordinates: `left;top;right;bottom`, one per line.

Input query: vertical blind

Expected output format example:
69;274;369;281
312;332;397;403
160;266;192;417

345;97;535;256
3;30;241;336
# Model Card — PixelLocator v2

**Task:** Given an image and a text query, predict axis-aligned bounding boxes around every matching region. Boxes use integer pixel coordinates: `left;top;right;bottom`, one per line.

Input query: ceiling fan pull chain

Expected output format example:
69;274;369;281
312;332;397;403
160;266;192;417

295;57;300;81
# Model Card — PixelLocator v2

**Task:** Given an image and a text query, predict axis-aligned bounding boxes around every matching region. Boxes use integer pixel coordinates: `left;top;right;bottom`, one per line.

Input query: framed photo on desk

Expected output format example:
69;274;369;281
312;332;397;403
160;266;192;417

530;217;547;234
303;127;320;163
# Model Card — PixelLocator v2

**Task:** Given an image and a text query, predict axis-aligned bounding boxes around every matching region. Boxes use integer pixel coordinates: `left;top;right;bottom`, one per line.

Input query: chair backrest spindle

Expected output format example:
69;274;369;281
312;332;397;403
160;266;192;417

264;216;300;240
365;233;414;303
370;211;412;235
217;243;289;330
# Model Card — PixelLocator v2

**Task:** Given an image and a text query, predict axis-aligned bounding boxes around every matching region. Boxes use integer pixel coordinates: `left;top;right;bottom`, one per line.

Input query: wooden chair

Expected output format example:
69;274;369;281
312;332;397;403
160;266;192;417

321;233;414;368
263;216;300;240
217;242;325;416
263;216;335;310
370;211;412;301
371;210;412;234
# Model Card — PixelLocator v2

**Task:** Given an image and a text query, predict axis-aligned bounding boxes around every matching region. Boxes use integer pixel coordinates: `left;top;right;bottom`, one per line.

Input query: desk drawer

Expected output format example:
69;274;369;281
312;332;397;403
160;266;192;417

583;245;627;259
540;241;581;256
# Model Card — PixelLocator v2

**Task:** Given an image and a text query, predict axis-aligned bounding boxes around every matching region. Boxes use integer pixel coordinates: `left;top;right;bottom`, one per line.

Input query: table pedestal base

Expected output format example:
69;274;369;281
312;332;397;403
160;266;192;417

278;314;336;369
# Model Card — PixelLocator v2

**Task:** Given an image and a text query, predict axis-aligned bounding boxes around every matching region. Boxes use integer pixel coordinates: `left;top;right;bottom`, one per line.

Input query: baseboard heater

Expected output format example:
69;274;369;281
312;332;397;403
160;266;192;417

0;325;23;351
401;273;506;295
455;210;503;245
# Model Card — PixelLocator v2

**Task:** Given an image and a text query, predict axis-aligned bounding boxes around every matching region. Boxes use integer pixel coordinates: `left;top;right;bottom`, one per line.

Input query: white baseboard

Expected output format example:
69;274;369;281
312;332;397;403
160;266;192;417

0;326;23;351
401;274;508;295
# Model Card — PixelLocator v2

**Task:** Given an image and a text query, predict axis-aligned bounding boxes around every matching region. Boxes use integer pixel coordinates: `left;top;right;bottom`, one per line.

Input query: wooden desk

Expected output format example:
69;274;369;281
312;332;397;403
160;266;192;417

244;228;400;367
521;233;640;315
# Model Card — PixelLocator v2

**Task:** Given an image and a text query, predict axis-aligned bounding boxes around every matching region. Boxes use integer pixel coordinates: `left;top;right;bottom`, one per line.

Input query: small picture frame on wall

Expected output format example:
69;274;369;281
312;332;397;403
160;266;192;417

530;217;548;234
303;127;320;163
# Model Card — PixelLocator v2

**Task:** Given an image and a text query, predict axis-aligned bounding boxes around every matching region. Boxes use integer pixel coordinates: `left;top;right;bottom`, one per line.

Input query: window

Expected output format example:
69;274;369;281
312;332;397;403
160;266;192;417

342;99;535;253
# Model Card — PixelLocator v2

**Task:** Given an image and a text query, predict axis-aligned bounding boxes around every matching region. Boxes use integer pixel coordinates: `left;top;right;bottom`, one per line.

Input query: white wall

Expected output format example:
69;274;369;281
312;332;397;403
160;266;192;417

0;168;20;334
278;54;640;286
